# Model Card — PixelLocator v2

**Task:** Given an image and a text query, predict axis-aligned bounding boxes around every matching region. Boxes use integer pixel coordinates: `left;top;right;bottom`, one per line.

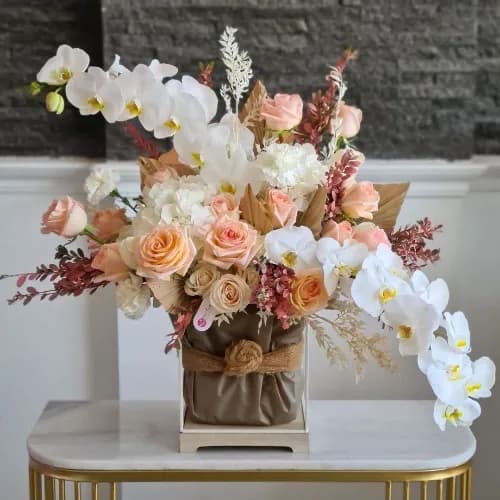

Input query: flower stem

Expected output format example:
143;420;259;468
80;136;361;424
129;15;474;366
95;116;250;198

82;227;105;245
110;189;138;213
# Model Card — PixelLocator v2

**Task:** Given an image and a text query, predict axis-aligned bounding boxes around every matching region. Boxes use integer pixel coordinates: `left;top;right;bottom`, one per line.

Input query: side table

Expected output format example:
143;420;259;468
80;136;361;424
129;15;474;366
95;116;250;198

27;400;475;500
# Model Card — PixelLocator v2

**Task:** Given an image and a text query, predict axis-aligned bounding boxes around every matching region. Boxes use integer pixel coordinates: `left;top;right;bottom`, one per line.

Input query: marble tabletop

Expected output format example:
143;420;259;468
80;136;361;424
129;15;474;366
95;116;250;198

27;400;475;471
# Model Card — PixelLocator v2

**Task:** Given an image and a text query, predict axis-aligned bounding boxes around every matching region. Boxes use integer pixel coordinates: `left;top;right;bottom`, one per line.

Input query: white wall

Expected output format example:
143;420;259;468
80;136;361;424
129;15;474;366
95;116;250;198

1;157;500;500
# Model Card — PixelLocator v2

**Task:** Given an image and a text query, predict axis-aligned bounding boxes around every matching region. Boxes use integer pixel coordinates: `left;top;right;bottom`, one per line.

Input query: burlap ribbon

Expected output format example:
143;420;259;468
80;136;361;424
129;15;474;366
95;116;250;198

182;339;304;376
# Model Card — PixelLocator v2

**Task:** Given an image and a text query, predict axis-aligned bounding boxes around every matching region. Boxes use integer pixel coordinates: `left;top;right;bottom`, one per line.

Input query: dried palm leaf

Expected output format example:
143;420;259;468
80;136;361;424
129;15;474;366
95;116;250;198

148;276;190;314
239;184;275;234
373;183;410;231
139;150;195;189
239;80;268;151
296;186;327;238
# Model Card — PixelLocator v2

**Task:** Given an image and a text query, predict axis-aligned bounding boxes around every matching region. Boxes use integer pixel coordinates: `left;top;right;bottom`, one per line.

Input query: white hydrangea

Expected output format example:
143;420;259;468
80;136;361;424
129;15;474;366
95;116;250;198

116;274;151;319
85;165;119;205
254;143;327;206
138;175;216;231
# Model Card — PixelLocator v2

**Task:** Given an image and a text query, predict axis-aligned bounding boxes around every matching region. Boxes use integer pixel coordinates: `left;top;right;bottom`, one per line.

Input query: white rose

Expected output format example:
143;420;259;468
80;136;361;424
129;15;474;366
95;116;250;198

116;274;151;319
85;165;119;205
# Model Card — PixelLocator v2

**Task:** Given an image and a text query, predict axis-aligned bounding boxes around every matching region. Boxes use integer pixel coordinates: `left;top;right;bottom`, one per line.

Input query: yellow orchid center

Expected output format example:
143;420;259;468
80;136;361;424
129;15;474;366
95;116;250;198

282;251;298;268
448;364;461;381
338;264;350;276
466;383;482;396
191;152;204;168
397;324;413;340
126;100;142;116
55;67;73;82
220;182;236;195
164;118;181;132
455;339;467;349
444;407;463;423
379;287;397;303
87;96;104;111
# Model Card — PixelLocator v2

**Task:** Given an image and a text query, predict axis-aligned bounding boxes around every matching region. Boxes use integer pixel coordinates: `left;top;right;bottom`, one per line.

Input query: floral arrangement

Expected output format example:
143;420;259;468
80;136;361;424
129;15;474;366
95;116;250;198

4;27;494;431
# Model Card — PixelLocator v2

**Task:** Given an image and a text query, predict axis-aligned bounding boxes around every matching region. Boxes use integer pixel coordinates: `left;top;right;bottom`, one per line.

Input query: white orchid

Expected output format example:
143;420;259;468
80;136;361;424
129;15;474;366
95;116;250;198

420;337;473;405
175;75;218;123
106;55;129;79
264;226;318;272
316;238;369;296
443;311;471;354
65;67;124;123
37;45;90;85
464;357;496;399
411;270;449;314
147;59;178;81
351;245;412;317
381;294;440;356
433;399;481;431
85;165;119;205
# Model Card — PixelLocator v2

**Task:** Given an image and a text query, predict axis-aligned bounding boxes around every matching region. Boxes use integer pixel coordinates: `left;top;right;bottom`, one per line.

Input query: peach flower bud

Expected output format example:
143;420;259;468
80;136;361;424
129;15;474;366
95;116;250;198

290;269;329;315
92;208;128;241
209;274;251;314
266;189;298;228
340;179;380;220
209;193;239;219
143;166;178;189
260;93;303;131
352;222;390;251
41;195;88;238
136;226;196;280
337;102;362;138
203;215;262;270
91;243;129;283
321;220;353;243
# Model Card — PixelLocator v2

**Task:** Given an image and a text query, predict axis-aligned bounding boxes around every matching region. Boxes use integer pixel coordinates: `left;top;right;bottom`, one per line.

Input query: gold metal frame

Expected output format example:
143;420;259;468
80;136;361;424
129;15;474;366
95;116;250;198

29;457;472;500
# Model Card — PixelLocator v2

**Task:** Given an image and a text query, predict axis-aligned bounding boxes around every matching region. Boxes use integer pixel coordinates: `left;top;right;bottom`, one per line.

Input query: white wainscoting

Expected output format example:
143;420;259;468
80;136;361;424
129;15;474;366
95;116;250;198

1;156;500;500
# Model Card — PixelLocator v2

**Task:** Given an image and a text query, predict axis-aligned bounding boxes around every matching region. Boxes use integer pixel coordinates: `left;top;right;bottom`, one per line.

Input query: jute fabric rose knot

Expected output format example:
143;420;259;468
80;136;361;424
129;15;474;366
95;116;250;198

182;339;304;377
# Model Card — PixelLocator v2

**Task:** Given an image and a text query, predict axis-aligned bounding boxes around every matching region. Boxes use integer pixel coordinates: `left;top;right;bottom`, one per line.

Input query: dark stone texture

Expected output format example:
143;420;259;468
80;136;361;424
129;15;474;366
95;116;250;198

1;0;499;158
0;0;104;157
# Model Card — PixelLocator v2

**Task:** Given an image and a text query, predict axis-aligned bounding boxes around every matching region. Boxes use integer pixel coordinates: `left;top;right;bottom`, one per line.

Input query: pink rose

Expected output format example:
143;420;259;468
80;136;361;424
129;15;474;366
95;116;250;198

340;179;379;220
353;222;390;251
321;220;353;243
203;215;262;270
337;102;362;138
209;193;239;219
91;243;129;283
92;208;128;241
266;189;298;227
260;93;303;130
41;196;87;238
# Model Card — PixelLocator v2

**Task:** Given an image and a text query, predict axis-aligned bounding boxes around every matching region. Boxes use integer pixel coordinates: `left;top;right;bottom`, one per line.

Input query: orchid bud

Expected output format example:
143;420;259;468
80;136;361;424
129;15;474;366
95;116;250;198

29;81;42;96
45;92;65;114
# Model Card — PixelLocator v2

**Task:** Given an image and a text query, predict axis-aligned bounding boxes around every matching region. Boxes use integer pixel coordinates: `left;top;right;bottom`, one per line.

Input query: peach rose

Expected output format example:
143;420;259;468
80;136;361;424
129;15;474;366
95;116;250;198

41;196;87;238
260;93;303;130
91;243;129;283
321;220;353;243
136;225;196;280
337;102;362;138
266;189;298;227
92;208;128;241
290;270;329;315
352;222;390;251
184;263;221;296
340;179;379;220
143;166;178;189
203;215;262;270
209;193;239;219
209;274;251;314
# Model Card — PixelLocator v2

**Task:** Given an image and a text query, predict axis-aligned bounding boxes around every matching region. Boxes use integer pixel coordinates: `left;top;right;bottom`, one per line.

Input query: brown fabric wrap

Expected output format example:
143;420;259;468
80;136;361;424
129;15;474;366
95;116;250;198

183;307;305;426
182;339;304;376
